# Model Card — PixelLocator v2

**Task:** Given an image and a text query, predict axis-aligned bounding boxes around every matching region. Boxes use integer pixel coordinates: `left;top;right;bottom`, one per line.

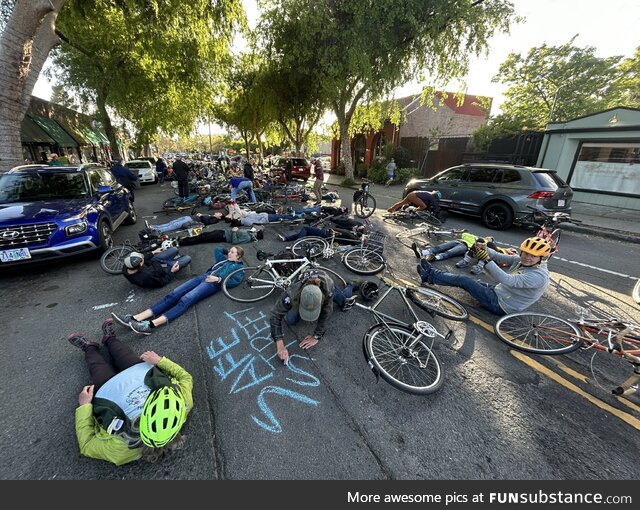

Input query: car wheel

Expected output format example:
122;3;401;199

124;200;137;225
481;202;514;230
97;221;114;253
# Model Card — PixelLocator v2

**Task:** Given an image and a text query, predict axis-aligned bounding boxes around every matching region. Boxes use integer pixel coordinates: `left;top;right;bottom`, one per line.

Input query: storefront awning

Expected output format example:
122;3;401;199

76;123;102;146
92;126;110;145
21;116;55;144
55;118;91;146
30;115;78;147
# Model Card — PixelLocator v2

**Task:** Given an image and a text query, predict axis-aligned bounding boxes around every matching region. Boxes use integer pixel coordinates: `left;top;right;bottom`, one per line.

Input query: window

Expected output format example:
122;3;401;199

436;167;467;182
501;169;521;183
572;142;640;196
87;169;103;191
467;168;498;183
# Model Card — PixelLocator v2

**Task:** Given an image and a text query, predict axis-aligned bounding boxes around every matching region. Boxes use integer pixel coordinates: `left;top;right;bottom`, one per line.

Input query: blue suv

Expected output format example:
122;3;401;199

0;163;136;266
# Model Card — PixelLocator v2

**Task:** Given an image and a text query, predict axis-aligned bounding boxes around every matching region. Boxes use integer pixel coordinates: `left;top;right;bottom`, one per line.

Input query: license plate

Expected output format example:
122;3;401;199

0;248;31;262
557;199;565;207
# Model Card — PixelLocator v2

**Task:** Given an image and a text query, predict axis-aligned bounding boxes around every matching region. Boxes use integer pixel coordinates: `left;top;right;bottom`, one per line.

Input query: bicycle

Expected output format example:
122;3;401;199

352;179;376;218
221;253;346;303
99;225;203;275
290;229;387;275
352;271;467;395
394;223;466;248
383;205;443;227
517;206;581;257
156;193;209;216
633;279;640;305
494;308;640;396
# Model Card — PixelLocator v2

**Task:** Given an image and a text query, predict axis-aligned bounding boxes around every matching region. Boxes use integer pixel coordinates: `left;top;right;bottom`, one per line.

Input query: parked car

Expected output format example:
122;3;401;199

138;156;157;165
273;157;312;181
0;163;136;266
125;159;158;184
403;163;573;230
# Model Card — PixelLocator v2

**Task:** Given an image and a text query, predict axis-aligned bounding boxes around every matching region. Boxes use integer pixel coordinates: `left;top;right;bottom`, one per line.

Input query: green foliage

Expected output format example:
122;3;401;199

258;0;517;179
366;162;387;184
396;167;421;184
607;47;640;108
494;37;622;127
340;177;357;187
392;146;410;168
471;114;526;151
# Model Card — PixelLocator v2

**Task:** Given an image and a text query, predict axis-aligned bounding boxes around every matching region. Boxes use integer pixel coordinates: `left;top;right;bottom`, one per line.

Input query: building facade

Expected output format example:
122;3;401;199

537;107;640;211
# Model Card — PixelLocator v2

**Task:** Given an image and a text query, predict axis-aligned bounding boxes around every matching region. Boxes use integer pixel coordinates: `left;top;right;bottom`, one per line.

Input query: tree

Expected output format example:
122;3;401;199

471;114;526;151
607;47;640;108
0;0;67;168
258;0;515;179
52;0;244;159
494;37;622;128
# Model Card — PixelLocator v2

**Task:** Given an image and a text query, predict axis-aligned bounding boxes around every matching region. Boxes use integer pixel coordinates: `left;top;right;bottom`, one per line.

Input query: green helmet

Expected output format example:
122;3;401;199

140;386;186;448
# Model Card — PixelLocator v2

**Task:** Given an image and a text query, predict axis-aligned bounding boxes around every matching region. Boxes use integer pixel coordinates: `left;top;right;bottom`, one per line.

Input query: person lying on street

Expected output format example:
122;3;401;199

122;247;192;289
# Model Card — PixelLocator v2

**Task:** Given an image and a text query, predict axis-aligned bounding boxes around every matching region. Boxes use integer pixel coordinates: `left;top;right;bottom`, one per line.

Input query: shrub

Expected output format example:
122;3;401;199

341;177;357;187
392;146;411;168
396;167;421;184
366;161;388;184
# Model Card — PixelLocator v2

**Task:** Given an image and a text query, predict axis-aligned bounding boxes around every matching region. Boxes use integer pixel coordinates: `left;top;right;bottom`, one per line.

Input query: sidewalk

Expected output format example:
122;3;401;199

323;172;640;244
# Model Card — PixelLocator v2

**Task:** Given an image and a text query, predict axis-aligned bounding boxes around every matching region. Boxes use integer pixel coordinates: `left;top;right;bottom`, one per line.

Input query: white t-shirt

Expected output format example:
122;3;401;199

95;362;153;421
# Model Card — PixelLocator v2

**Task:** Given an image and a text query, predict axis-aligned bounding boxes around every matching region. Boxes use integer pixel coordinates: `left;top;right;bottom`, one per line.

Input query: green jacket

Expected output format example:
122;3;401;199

74;357;193;466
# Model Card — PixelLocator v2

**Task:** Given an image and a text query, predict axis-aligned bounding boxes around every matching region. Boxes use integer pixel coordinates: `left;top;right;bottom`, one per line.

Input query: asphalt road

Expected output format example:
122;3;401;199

1;179;638;480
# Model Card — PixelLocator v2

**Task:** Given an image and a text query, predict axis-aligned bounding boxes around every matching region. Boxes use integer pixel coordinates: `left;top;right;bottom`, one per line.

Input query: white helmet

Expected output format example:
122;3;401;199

161;239;176;250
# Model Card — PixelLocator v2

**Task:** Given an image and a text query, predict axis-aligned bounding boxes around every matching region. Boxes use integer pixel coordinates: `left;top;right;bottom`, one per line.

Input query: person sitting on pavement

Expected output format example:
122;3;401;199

68;318;193;466
387;190;441;216
416;237;552;316
112;246;245;335
269;272;362;364
411;233;501;275
122;247;192;289
453;240;518;275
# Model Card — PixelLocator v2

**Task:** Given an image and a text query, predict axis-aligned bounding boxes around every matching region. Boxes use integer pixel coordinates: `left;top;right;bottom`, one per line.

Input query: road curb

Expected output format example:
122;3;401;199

561;223;640;245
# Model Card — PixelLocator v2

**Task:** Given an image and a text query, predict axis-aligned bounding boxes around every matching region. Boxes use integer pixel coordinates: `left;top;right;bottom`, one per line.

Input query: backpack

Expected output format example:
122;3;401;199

270;249;297;276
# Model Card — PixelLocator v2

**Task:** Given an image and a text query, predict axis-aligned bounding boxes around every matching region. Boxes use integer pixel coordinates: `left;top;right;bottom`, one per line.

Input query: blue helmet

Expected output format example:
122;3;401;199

433;190;442;199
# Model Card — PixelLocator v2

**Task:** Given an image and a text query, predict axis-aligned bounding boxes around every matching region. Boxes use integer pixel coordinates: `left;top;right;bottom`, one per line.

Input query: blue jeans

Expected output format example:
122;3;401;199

428;240;467;260
150;274;220;323
151;216;194;233
285;284;354;324
158;171;165;184
283;226;328;241
419;263;505;316
231;180;256;202
151;247;191;272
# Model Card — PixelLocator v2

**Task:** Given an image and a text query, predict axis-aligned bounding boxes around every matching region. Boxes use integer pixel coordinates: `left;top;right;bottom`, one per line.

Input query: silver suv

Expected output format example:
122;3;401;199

403;163;573;230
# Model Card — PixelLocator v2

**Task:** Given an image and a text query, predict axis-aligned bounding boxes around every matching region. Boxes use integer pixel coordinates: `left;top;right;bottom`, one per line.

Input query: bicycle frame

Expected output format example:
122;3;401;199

249;256;328;291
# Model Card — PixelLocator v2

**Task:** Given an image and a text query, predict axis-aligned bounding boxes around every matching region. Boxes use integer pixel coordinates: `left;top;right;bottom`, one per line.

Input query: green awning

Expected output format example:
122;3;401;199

76;124;102;145
30;115;78;147
92;126;110;144
55;118;90;146
21;116;55;144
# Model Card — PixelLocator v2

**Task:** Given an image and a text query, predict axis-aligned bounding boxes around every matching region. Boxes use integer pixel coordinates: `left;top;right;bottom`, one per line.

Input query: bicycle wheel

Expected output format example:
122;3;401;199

417;211;442;227
342;248;385;275
354;195;376;218
222;266;277;302
364;323;443;395
290;237;329;258
100;245;134;275
633;279;640;305
312;266;347;289
495;312;583;355
406;287;468;321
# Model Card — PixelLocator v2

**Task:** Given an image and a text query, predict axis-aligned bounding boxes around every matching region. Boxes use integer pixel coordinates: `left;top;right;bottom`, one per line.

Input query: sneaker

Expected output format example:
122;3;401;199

342;296;356;311
410;242;422;260
130;320;152;335
455;259;470;268
111;312;134;327
67;333;99;352
101;318;116;344
277;234;286;241
470;264;484;275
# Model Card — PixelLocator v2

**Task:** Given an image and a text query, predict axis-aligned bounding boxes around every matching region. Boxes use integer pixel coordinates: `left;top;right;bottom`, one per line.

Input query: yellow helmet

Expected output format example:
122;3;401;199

520;237;552;257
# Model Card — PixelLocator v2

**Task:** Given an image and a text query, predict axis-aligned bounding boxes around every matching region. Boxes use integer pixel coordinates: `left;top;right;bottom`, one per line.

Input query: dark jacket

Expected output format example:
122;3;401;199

172;159;190;180
122;253;173;288
156;159;167;174
110;163;138;190
243;162;254;180
270;272;335;341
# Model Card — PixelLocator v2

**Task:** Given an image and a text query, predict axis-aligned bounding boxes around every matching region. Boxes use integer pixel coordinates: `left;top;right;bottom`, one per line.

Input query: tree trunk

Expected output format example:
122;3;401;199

0;0;67;168
338;119;354;179
95;87;119;161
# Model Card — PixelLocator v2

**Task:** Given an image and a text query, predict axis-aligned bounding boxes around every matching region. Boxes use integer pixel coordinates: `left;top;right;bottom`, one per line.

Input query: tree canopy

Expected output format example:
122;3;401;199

257;0;516;178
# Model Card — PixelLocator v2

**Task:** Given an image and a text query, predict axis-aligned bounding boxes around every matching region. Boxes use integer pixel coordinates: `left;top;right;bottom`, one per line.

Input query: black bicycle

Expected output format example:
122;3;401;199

352;179;376;218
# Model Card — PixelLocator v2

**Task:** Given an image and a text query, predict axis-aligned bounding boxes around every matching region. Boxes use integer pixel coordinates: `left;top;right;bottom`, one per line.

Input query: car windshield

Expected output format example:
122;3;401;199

291;159;308;166
126;162;151;169
0;172;89;203
532;171;566;189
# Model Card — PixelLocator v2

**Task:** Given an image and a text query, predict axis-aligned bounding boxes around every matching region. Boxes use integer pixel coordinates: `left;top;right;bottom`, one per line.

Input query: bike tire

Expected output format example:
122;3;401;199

395;227;429;239
312;266;347;289
364;323;443;395
342;248;385;275
222;266;277;303
418;211;442;227
633;279;640;305
354;195;376;218
100;245;134;275
494;312;583;355
406;287;468;321
550;228;562;254
290;237;329;258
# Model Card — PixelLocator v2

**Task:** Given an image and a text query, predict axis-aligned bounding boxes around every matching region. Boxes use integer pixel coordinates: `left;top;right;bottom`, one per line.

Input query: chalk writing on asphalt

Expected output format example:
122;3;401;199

205;307;320;433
